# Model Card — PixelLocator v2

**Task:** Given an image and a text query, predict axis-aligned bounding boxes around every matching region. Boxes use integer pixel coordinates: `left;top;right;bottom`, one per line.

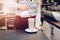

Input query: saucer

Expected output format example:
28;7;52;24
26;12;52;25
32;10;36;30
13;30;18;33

25;28;38;33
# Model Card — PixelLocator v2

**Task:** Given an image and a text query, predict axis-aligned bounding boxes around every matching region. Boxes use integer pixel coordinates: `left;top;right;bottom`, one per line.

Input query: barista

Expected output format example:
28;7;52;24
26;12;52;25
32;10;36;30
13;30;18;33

14;0;41;30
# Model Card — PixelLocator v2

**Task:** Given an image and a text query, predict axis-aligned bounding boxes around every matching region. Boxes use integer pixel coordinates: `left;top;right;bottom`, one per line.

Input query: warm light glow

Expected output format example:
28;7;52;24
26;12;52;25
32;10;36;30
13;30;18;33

0;0;4;3
3;0;17;14
34;0;41;4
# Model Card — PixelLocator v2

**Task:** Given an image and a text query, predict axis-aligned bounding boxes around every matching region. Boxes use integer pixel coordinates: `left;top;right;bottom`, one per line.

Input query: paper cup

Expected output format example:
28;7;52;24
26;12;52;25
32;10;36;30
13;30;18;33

28;18;35;31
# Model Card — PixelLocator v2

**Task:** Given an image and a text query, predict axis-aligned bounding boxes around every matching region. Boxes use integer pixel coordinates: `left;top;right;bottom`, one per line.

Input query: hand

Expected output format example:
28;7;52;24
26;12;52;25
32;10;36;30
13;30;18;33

18;4;28;11
35;26;41;31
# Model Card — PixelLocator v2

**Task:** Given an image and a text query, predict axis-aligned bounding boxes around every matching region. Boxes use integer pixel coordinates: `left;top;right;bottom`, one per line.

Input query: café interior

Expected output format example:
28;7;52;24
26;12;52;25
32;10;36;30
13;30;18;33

0;0;60;40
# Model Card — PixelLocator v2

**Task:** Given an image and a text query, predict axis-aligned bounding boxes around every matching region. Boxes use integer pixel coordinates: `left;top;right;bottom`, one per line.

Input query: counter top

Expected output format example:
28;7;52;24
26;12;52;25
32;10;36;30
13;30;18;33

41;10;60;14
41;10;60;29
0;30;48;40
42;14;60;29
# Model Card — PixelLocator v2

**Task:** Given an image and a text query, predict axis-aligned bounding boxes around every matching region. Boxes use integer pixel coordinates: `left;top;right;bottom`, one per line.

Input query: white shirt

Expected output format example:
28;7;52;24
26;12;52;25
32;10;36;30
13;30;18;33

16;0;37;16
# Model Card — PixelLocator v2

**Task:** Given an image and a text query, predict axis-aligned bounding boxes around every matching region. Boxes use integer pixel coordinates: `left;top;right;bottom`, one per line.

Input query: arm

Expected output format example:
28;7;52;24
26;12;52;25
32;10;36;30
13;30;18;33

35;1;42;30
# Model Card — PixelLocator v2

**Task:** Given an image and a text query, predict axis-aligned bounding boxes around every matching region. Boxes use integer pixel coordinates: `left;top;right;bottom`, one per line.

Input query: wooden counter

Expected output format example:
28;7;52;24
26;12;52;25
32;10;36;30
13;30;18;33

41;10;60;29
42;14;60;29
41;10;60;14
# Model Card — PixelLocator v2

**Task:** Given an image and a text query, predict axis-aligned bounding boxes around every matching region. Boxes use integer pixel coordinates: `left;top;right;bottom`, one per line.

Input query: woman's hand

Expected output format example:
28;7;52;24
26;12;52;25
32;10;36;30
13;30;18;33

35;26;41;31
17;4;28;11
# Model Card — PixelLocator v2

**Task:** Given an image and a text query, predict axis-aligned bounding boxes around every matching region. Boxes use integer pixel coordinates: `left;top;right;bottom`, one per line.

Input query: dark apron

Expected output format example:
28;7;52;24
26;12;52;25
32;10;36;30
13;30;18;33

14;16;35;30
